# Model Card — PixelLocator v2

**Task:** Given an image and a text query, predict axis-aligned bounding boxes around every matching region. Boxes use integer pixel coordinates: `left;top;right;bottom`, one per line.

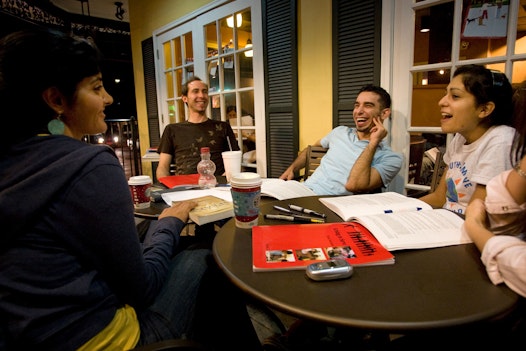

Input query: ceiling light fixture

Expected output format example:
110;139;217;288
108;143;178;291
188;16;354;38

115;2;125;21
227;14;242;28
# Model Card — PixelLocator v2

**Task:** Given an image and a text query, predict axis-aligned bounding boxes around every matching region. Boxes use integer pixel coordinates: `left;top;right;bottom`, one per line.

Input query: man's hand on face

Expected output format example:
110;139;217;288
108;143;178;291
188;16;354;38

368;117;387;146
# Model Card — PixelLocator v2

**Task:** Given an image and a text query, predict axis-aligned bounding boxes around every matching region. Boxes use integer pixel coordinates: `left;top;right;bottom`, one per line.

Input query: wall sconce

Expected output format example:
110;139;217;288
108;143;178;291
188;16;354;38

227;14;242;28
115;2;125;21
421;71;428;85
244;39;253;57
420;16;430;33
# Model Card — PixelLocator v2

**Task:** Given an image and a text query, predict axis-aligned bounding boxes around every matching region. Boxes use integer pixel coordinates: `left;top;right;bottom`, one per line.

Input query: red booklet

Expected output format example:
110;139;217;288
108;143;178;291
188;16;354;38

158;174;200;189
252;222;394;272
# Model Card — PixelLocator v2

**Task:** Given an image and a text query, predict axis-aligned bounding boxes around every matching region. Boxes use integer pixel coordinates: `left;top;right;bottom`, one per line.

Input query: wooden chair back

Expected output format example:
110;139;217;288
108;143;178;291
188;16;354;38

408;138;426;184
304;145;328;180
430;150;446;192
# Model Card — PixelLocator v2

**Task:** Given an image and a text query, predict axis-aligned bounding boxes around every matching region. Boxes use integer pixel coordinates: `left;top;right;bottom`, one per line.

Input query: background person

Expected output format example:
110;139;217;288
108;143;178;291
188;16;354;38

227;104;256;163
418;64;515;215
279;84;403;195
0;29;260;351
463;80;526;297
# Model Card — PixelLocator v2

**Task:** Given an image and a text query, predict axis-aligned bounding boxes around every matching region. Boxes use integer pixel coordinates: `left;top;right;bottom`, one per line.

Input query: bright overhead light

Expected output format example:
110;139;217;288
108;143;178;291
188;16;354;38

227;14;242;28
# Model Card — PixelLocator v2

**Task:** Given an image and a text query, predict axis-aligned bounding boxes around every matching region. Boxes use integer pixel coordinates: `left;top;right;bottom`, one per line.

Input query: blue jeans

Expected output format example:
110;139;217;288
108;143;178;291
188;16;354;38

137;221;262;350
137;248;210;345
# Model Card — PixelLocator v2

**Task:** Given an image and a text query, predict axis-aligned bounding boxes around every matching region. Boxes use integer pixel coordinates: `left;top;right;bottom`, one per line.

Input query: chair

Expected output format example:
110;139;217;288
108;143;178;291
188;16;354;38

430;150;446;192
304;145;328;180
408;137;426;184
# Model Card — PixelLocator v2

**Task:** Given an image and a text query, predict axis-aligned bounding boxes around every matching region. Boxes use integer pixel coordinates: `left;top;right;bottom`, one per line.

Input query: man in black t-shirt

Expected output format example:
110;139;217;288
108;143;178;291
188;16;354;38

156;76;240;243
156;76;239;179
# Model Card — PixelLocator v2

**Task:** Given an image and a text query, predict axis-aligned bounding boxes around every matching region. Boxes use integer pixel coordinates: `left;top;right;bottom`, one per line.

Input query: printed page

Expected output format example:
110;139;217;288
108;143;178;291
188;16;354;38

352;209;471;251
260;178;317;200
319;192;432;221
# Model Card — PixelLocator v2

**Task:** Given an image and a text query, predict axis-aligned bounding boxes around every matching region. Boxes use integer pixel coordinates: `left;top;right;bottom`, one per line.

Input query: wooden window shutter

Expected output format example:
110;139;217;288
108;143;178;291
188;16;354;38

142;37;160;147
333;0;381;127
263;0;298;178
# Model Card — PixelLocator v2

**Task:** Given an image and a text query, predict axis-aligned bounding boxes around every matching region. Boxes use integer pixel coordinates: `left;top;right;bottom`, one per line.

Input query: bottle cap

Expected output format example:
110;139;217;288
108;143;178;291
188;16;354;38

200;147;210;153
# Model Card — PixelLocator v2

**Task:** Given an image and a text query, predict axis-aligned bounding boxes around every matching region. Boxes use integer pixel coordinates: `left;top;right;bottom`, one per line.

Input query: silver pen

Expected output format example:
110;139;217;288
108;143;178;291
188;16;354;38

273;205;294;214
288;204;327;218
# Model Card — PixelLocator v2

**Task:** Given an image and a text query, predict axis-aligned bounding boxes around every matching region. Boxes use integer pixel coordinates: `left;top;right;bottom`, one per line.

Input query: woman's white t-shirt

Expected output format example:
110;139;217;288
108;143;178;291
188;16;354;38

443;125;516;214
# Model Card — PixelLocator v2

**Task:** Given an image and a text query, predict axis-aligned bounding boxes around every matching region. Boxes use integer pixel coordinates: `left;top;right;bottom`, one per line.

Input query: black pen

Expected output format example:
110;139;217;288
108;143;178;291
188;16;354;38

288;204;327;218
264;214;325;223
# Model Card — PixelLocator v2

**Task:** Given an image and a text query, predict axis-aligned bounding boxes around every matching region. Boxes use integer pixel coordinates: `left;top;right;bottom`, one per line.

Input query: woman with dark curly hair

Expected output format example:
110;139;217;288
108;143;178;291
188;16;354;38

419;64;515;215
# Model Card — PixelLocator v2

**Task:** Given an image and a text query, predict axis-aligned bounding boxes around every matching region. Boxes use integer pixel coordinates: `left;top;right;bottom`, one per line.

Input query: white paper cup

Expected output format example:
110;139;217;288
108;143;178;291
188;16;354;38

230;172;262;228
222;150;242;183
128;175;152;209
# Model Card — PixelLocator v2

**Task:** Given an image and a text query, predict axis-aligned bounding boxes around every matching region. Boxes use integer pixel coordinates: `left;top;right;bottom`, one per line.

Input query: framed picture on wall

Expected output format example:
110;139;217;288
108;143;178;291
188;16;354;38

461;1;508;39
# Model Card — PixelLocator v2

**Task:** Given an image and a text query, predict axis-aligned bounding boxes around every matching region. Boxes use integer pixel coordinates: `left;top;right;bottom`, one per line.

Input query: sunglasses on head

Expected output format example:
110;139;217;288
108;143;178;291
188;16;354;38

490;70;506;88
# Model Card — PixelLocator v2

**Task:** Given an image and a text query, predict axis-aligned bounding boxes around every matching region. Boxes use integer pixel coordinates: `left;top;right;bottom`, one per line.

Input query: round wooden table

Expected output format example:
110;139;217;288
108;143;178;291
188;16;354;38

213;196;520;332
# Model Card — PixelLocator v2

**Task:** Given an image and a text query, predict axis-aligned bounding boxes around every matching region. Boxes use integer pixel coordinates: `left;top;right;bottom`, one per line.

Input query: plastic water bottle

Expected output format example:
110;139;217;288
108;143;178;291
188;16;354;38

197;146;217;189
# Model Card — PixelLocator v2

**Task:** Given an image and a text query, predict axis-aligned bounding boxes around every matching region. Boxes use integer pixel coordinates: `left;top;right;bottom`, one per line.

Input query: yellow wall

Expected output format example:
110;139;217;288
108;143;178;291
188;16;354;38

297;0;332;150
128;0;333;176
128;0;212;177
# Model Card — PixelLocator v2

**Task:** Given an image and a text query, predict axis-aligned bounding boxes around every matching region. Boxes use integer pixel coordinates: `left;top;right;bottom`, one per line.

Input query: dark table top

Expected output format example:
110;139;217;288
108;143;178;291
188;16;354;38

212;196;520;333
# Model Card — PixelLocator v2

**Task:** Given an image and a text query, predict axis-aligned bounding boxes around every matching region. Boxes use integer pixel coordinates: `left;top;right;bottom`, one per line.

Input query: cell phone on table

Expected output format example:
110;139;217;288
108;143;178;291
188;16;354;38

305;259;353;281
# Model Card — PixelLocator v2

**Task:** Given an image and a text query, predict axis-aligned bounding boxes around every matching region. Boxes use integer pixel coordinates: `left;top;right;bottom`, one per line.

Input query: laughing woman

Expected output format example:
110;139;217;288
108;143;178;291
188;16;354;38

419;64;515;215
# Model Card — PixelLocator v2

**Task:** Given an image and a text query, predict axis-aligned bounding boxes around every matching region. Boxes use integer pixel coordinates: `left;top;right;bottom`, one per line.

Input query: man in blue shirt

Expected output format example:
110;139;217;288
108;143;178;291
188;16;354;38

279;84;403;195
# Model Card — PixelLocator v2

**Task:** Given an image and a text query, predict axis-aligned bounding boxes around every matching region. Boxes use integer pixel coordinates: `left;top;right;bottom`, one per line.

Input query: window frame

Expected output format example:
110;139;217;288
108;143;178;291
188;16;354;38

388;0;525;195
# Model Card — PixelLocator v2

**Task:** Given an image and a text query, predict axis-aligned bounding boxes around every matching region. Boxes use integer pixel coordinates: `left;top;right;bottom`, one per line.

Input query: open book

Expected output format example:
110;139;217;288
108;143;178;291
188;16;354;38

260;178;316;200
252;222;394;272
174;195;234;226
319;192;471;251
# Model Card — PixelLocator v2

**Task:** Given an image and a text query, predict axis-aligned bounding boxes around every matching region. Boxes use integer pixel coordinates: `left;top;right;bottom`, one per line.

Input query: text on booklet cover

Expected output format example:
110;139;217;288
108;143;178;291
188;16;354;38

252;222;394;272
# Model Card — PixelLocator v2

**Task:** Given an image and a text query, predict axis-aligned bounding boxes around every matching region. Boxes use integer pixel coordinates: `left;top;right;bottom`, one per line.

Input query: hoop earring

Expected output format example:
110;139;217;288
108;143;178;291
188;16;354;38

47;114;65;135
